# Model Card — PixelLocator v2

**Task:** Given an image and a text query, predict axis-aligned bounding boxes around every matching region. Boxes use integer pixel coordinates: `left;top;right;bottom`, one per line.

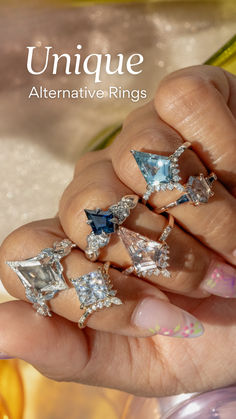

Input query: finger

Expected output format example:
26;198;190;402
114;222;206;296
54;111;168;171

0;296;235;396
0;299;200;395
59;158;236;298
0;218;204;338
108;102;236;265
0;300;89;380
154;65;236;192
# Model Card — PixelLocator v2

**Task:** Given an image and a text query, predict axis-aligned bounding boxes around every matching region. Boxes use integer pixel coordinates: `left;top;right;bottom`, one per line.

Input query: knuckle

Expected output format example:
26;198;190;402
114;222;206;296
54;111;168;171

156;72;212;116
74;150;107;178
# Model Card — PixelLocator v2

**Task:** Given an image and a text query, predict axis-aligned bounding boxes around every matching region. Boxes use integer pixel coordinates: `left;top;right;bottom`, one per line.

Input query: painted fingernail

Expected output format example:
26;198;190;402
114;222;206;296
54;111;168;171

0;352;14;360
201;261;236;298
132;297;204;338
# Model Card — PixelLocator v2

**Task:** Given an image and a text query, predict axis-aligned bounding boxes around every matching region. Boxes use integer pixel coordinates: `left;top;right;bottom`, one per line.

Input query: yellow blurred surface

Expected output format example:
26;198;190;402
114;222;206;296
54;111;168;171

20;361;127;419
0;361;24;419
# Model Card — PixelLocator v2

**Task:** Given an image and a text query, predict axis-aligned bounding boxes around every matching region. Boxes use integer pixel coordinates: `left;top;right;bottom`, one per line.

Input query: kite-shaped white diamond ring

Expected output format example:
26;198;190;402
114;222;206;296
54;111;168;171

156;173;217;214
6;239;76;317
131;142;190;204
70;262;122;328
118;214;174;279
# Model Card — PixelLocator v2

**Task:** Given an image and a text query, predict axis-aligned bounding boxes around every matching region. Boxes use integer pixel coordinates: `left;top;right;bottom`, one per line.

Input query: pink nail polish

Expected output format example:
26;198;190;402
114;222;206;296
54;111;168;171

201;261;236;298
132;297;204;338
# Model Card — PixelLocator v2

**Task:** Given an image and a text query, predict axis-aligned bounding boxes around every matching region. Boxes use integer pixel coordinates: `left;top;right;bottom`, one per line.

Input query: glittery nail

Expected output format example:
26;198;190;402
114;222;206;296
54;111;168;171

132;297;204;338
201;261;236;298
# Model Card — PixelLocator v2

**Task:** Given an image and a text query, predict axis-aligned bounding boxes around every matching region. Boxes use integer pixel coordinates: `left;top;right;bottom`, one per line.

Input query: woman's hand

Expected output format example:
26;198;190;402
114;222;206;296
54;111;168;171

0;65;235;396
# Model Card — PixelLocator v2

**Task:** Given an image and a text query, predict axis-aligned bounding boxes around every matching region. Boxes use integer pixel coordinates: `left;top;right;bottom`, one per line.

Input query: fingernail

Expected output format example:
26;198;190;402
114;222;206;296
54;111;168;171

233;249;236;258
132;297;204;338
201;261;236;298
0;352;14;360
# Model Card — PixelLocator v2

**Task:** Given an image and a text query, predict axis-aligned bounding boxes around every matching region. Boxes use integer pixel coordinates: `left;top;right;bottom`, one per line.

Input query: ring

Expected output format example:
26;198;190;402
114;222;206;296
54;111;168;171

156;173;217;213
6;239;76;317
118;214;174;279
85;194;139;261
131;142;190;204
70;262;122;328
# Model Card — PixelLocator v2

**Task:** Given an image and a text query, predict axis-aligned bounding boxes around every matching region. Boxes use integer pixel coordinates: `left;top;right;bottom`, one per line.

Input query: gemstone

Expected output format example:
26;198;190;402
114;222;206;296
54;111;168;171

131;150;172;185
72;270;110;307
7;254;68;295
187;176;210;204
118;227;169;277
85;209;115;235
176;194;190;205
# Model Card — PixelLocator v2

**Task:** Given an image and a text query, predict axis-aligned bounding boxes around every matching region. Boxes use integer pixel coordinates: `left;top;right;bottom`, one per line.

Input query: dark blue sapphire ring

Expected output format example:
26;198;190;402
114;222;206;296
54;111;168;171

156;173;217;214
84;195;139;261
131;141;191;204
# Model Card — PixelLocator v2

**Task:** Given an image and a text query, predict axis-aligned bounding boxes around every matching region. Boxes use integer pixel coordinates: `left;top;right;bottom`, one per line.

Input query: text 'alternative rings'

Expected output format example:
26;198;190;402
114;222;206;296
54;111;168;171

131;142;190;203
70;262;122;328
6;239;76;316
156;173;217;213
118;214;174;279
85;194;138;261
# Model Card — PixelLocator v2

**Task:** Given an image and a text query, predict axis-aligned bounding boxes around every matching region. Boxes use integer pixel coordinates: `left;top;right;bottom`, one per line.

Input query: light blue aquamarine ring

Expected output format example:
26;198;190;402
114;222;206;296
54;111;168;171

131;141;191;203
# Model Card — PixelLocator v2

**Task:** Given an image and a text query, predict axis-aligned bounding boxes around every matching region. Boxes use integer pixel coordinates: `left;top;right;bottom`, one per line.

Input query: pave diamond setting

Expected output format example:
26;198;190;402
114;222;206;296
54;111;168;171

71;263;122;328
6;239;75;316
131;143;190;201
118;227;171;278
85;195;138;261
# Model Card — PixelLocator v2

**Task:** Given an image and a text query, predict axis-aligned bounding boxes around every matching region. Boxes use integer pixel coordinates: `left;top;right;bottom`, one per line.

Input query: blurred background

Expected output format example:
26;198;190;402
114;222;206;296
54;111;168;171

0;1;235;418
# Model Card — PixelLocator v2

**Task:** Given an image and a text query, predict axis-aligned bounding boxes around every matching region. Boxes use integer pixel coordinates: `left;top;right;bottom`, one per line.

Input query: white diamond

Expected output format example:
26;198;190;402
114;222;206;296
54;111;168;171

72;270;110;307
111;297;122;305
118;227;170;278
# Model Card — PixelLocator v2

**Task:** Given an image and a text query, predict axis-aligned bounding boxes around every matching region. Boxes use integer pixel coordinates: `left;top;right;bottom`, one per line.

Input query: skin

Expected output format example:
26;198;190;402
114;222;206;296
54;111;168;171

0;65;236;396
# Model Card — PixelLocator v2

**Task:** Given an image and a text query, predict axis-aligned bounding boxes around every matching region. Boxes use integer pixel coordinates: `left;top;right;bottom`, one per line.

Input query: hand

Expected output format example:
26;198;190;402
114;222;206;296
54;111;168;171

0;65;236;396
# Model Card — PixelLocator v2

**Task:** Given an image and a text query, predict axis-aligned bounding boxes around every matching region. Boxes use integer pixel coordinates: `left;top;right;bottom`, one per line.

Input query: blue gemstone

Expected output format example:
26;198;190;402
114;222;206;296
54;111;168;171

131;150;172;185
176;194;189;205
85;209;115;235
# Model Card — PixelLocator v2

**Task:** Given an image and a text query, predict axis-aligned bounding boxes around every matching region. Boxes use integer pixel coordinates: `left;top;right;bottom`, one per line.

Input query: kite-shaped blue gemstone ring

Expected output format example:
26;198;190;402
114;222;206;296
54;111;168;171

85;194;139;261
131;141;191;203
156;173;217;213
